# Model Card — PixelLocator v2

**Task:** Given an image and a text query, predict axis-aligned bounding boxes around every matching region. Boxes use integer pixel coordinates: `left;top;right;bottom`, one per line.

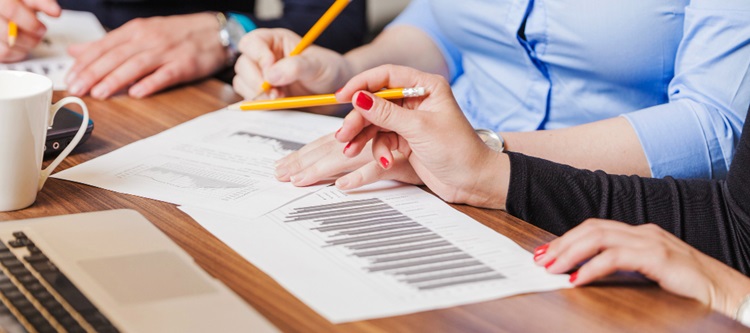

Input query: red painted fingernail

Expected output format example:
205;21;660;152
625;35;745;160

533;253;544;262
356;93;373;110
534;244;549;256
380;156;390;169
569;271;578;283
343;142;352;154
544;259;556;269
336;87;343;94
335;128;341;137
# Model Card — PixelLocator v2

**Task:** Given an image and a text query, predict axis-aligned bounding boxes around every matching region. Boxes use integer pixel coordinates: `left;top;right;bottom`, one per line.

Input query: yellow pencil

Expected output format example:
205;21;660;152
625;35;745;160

259;0;352;93
229;87;426;111
7;21;17;47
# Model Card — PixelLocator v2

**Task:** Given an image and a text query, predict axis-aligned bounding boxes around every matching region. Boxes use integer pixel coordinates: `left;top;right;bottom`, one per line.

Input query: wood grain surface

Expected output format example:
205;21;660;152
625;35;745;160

1;80;746;333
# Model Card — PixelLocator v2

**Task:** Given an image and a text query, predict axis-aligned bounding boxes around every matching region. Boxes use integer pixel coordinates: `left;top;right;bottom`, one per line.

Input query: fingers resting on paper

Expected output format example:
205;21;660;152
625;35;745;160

531;218;739;312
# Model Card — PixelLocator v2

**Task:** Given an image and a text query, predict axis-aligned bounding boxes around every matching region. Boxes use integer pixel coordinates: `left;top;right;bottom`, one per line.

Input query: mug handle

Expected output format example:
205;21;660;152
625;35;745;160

38;97;90;191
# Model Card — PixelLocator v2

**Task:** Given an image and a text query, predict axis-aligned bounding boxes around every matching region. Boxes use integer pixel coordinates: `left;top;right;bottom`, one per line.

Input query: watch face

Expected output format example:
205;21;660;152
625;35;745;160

226;19;246;48
476;129;503;152
740;299;750;327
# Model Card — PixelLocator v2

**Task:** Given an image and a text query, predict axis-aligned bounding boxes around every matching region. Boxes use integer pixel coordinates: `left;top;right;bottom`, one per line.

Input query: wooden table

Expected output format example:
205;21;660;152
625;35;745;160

1;80;746;332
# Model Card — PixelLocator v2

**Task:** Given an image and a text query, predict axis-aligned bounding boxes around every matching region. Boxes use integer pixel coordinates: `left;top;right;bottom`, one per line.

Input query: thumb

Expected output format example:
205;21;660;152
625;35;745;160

264;55;321;87
352;91;422;138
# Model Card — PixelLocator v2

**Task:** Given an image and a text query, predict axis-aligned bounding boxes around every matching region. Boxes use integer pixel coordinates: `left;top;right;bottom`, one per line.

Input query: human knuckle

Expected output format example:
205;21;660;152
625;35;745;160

590;229;608;246
582;218;603;227
130;56;152;70
286;158;304;174
652;246;670;263
128;18;146;29
641;223;663;234
3;2;18;18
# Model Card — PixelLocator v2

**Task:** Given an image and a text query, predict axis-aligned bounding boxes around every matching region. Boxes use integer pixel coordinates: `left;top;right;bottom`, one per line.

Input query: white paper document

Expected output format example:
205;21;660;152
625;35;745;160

180;182;571;323
54;110;342;218
0;10;106;90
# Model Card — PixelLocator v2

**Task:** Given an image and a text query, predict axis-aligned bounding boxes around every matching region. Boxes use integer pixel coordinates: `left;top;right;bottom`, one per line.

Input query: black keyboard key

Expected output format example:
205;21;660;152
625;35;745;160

16;274;38;287
41;299;62;312
2;289;24;301
8;266;31;278
34;265;98;318
12;231;27;239
15;300;38;318
87;312;119;332
33;290;54;302
57;313;77;325
6;234;118;332
8;238;32;248
28;260;57;274
0;240;9;252
26;245;42;254
24;282;45;294
23;254;47;263
27;313;54;331
1;258;25;269
0;282;15;293
68;326;87;333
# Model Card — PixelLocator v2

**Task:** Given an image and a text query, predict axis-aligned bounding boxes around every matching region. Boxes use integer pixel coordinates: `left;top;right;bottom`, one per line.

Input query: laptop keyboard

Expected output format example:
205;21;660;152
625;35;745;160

0;232;119;333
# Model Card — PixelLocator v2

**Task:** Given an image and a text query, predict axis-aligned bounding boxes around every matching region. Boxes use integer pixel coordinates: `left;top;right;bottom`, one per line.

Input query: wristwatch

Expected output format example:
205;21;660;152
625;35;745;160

475;129;505;152
216;12;257;65
736;294;750;326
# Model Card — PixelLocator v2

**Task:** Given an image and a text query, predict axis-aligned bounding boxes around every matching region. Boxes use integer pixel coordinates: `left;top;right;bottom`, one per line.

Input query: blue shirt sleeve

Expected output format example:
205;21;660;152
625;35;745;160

623;0;750;179
386;0;464;82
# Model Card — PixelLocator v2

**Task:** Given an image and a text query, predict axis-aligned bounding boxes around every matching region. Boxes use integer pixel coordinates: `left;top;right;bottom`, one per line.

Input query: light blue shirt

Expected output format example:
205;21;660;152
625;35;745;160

390;0;750;179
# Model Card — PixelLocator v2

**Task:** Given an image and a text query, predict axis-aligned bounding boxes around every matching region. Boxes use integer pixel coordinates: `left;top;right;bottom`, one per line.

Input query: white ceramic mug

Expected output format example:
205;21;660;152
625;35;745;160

0;70;90;211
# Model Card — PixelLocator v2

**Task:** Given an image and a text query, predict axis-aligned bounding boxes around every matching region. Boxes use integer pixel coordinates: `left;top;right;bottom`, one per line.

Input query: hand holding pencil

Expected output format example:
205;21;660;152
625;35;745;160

232;0;356;103
1;0;61;62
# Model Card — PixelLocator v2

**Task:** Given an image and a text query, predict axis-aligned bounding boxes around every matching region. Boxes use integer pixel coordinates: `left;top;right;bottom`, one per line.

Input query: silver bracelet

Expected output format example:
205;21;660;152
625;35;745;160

474;129;505;152
735;293;750;326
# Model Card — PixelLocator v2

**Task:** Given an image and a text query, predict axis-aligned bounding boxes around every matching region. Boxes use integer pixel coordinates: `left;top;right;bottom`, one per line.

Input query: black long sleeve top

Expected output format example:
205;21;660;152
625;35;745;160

57;0;367;54
506;112;750;275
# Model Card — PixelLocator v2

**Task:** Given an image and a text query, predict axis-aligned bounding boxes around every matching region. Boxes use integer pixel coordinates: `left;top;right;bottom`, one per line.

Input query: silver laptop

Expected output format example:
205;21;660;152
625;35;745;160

0;209;277;333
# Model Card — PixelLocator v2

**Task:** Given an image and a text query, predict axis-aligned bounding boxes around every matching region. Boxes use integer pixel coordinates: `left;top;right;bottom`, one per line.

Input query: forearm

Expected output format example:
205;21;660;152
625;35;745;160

505;149;750;274
344;26;450;79
502;116;651;177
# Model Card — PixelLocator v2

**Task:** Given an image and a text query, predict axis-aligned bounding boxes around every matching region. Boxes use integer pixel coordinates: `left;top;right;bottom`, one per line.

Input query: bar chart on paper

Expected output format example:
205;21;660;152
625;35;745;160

284;198;506;291
182;183;571;323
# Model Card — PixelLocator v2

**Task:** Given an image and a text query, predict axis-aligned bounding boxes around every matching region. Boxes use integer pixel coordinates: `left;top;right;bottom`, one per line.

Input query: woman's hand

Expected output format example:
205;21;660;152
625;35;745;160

233;28;354;103
329;65;510;209
535;219;750;317
0;0;61;63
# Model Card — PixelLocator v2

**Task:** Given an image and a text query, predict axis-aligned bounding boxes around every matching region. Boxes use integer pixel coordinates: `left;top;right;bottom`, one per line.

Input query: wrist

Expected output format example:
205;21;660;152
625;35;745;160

462;149;510;210
215;12;256;67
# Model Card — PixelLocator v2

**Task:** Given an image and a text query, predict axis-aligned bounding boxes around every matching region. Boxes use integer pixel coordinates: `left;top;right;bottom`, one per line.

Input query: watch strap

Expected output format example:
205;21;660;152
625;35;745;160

227;13;257;34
